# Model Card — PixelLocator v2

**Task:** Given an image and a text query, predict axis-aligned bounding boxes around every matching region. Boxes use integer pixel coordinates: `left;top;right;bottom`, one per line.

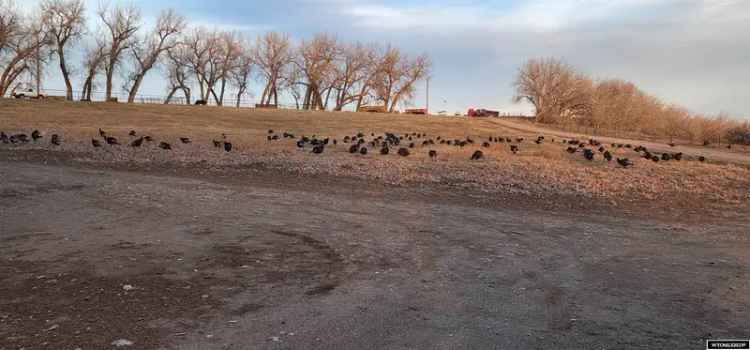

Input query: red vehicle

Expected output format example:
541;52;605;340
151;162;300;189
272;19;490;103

468;108;500;117
404;108;427;115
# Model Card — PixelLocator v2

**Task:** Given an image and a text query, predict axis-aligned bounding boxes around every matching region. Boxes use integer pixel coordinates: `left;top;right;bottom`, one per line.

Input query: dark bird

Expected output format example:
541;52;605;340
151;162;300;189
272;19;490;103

699;156;706;162
510;145;519;154
349;144;359;154
99;128;106;138
661;153;671;161
409;142;415;148
296;140;305;148
0;131;7;144
131;137;144;147
470;150;484;160
105;136;119;145
359;147;368;155
673;152;683;161
180;137;191;144
617;158;633;168
482;142;491;148
651;156;659;163
668;142;675;147
213;140;222;148
15;133;28;143
566;147;577;154
583;149;595;161
129;130;137;137
603;150;613;162
144;136;153;142
380;146;390;155
598;146;606;153
159;142;171;150
397;148;410;157
429;150;437;160
50;134;60;146
312;144;325;154
91;139;102;147
224;142;233;152
357;132;365;138
516;137;524;143
31;130;42;141
268;129;274;134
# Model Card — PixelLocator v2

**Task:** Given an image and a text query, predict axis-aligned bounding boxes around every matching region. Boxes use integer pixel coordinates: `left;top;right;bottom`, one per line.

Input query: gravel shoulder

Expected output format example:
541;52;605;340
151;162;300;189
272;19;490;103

1;158;749;349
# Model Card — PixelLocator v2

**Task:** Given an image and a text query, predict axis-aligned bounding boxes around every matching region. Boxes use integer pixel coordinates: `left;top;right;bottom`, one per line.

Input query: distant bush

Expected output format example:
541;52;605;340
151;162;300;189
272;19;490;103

514;57;744;145
726;123;750;145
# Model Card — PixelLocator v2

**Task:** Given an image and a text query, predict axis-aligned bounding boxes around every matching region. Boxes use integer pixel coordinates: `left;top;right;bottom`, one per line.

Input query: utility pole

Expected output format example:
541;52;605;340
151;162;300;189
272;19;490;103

425;77;430;115
35;30;41;97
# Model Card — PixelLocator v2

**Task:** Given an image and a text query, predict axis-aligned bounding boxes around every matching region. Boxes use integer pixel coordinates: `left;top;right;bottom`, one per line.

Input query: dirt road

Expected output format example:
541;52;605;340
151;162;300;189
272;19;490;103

1;160;748;349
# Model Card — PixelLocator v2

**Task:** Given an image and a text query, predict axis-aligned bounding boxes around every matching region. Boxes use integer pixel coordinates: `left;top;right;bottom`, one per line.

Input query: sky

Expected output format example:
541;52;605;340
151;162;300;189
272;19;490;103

20;0;750;118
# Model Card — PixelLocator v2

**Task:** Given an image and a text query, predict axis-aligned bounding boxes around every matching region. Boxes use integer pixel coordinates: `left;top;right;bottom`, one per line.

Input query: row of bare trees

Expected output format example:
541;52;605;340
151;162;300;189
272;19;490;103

0;1;431;111
514;57;744;145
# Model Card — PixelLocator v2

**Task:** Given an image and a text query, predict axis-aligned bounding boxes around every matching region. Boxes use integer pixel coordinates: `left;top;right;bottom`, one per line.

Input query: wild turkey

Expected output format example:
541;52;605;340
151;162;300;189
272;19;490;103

31;130;42;141
699;156;706;162
409;142;415;148
0;131;7;144
105;136;119;145
131;137;144;147
312;144;324;154
603;150;613;162
397;148;410;157
99;128;107;138
159;142;171;150
516;137;524;143
50;134;60;146
357;132;365;138
617;158;633;168
333;139;337;145
651;156;659;163
213;140;222;148
428;150;437;160
583;149;595;161
380;146;390;155
566;147;577;154
268;129;274;134
661;153;671;161
510;145;519;154
296;140;305;148
470;150;484;160
359;147;368;155
129;130;137;137
673;153;683;161
15;134;28;143
598;146;605;153
349;144;359;154
180;137;191;144
224;141;232;152
482;142;491;148
91;139;102;147
668;142;675;147
144;136;153;142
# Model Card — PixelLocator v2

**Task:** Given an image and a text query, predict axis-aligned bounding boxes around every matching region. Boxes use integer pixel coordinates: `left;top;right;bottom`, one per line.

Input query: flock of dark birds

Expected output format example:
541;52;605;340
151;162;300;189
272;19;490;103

0;127;710;168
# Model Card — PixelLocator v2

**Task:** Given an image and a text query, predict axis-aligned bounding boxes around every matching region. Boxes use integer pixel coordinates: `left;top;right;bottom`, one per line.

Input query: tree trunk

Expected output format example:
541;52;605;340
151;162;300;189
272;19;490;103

58;46;74;101
105;64;114;100
164;87;178;104
127;73;145;103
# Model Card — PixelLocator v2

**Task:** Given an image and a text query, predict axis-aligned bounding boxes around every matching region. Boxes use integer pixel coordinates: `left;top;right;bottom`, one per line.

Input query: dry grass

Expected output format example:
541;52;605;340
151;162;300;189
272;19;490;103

2;98;749;208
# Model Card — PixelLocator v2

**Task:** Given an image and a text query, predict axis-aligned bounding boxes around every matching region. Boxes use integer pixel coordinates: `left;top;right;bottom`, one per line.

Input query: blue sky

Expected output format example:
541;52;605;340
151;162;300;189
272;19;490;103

25;0;750;118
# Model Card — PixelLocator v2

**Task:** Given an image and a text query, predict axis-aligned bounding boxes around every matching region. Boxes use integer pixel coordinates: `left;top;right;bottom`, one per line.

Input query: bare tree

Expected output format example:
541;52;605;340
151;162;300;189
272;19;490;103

254;31;291;106
41;0;85;100
124;9;184;103
229;39;253;108
332;42;375;111
213;31;242;105
371;47;431;112
164;45;192;104
0;2;50;97
513;57;592;123
98;3;140;100
296;33;339;110
80;39;107;100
